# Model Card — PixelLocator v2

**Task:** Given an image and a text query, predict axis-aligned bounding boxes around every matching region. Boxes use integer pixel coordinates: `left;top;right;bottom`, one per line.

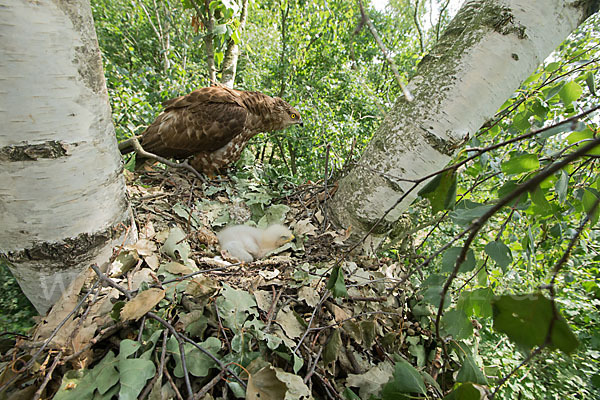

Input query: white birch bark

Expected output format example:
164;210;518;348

329;0;599;247
0;0;136;313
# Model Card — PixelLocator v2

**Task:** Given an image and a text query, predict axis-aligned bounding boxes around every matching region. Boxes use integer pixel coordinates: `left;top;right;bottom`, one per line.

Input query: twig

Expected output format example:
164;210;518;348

0;279;100;393
215;302;231;352
412;0;425;53
194;370;225;399
322;143;331;232
130;137;207;183
265;287;284;330
32;350;63;400
434;136;600;348
303;345;323;384
356;0;413;102
164;364;185;400
90;264;194;399
293;290;330;355
491;346;544;399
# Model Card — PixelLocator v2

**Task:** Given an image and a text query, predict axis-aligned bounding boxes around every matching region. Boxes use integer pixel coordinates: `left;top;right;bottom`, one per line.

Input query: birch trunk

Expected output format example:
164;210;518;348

221;0;249;88
0;0;136;313
329;0;599;247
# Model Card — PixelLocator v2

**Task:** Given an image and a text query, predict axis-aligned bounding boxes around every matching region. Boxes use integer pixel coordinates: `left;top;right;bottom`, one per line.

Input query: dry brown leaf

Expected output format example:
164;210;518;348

164;261;195;275
253;290;273;313
131;268;155;291
144;254;160;270
140;220;156;239
258;269;281;280
293;218;318;236
33;267;95;343
125;238;157;256
298;287;320;307
71;322;97;355
120;288;166;321
185;276;220;297
275;306;304;339
331;303;351;323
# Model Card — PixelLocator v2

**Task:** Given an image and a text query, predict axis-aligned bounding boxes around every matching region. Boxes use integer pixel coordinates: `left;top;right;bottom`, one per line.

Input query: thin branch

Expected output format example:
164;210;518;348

0;279;100;393
130;137;207;183
412;0;425;53
434;136;600;345
356;0;413;101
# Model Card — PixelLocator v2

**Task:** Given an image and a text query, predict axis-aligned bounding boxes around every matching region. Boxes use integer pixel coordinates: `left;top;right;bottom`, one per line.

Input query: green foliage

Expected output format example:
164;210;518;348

0;262;36;334
381;358;427;399
411;13;600;400
326;264;348;298
492;294;579;354
38;2;600;399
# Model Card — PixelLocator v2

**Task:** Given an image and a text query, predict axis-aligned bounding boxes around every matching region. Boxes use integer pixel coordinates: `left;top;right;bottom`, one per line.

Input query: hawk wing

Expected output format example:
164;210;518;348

140;87;248;159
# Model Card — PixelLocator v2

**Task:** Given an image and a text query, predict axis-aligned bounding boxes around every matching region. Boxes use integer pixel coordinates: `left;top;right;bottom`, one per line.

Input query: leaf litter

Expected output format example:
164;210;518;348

0;166;439;400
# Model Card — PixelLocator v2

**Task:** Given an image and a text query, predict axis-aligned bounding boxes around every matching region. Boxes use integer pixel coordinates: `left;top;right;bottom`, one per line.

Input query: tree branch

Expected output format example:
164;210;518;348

356;0;413;101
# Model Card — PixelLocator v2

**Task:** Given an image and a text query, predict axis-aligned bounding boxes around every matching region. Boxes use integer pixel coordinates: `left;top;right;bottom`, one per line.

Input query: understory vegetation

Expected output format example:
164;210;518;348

1;1;600;399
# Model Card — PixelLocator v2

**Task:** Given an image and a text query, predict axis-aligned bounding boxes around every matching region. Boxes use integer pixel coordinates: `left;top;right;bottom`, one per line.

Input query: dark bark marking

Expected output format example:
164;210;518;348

0;141;69;161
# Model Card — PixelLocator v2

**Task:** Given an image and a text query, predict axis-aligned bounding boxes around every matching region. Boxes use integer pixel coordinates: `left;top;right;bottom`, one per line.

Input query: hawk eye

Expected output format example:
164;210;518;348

291;113;296;119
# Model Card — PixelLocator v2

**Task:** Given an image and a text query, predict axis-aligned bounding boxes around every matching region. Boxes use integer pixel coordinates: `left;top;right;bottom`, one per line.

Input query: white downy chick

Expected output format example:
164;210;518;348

217;224;294;262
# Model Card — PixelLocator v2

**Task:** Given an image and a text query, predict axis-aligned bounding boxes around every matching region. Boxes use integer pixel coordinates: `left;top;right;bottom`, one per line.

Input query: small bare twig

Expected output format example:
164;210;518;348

130;137;207;183
32;351;63;400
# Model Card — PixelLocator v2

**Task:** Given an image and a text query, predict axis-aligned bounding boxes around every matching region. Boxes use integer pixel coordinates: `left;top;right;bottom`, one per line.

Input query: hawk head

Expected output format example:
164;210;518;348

273;97;304;128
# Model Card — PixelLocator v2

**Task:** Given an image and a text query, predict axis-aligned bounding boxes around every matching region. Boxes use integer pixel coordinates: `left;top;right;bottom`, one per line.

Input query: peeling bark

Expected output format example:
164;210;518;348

0;0;136;313
329;0;599;247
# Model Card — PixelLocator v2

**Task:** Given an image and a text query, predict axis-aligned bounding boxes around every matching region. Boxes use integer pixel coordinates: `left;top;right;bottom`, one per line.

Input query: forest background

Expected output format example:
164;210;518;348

1;0;599;399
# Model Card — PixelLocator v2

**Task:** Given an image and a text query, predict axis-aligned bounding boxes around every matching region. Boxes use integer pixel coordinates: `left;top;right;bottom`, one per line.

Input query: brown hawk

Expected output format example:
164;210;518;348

120;86;303;174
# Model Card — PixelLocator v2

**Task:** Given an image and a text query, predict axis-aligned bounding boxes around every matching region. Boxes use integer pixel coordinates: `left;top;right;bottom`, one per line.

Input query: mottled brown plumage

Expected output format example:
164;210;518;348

123;86;303;174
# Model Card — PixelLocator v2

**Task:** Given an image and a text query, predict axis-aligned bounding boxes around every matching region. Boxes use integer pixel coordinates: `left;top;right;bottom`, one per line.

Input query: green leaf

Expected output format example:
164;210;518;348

501;154;539;175
118;358;155;400
450;203;494;226
442;309;473;339
555;170;569;203
381;359;427;398
323;329;342;367
566;127;595;146
216;284;258;330
582;188;600;225
118;340;155;400
531;185;552;215
585;71;596;95
167;336;221;378
558;80;583;106
53;370;96;400
418;169;457;213
545;81;565;101
212;24;227;35
343;387;362;400
161;226;191;262
458;288;494;318
456;353;488;385
94;352;120;395
443;383;481;400
441;247;476;273
422;286;450;309
484;240;513;271
326;265;348;298
257;204;290;228
492;293;579;353
124;153;136;172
